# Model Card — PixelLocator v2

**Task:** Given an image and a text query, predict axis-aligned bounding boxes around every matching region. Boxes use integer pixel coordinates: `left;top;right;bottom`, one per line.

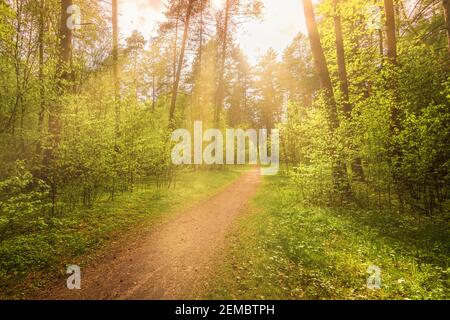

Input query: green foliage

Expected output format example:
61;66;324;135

0;0;448;299
279;1;450;214
397;104;450;215
0;161;50;240
208;175;449;300
0;169;241;299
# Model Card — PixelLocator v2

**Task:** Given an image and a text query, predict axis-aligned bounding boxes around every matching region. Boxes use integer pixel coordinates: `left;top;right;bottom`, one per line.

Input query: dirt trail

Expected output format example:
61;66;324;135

38;169;261;300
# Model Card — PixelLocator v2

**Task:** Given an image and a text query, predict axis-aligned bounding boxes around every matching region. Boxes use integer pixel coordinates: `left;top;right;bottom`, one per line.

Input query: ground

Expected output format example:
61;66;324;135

2;168;447;300
35;168;261;299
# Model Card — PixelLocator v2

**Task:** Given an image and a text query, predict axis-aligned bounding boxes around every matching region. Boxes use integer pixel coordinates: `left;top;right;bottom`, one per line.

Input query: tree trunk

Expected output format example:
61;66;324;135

112;0;120;137
333;0;365;182
214;0;230;126
333;0;350;114
384;0;400;132
169;0;194;126
301;0;338;129
384;0;404;212
36;0;46;156
384;0;397;63
43;0;73;214
152;74;156;110
46;0;72;153
172;4;181;86
444;0;450;56
302;0;350;194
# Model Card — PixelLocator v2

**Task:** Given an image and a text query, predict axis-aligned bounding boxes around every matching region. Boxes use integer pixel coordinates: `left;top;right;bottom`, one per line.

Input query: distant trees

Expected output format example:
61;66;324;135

444;0;450;55
0;0;448;241
169;0;195;126
282;0;449;212
112;0;120;138
301;0;338;129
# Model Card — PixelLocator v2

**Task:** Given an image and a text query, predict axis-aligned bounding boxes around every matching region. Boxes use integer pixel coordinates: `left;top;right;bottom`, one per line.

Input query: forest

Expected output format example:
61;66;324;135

0;0;448;300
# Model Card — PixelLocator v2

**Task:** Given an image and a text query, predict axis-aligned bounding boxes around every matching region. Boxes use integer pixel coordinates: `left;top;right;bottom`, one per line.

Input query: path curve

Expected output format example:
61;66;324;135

38;169;261;300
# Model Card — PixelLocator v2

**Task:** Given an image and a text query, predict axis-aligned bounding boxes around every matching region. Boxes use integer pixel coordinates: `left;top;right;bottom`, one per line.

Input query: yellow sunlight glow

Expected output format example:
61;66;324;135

119;0;307;64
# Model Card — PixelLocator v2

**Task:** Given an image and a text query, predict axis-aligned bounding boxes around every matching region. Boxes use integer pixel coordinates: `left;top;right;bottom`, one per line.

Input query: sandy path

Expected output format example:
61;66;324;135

37;169;261;300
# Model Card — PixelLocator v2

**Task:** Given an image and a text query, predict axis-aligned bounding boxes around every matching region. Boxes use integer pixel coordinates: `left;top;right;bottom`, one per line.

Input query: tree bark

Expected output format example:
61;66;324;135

43;0;73;214
333;0;365;182
112;0;120;137
46;0;72;154
169;0;194;126
301;0;338;129
444;0;450;56
36;0;46;156
172;4;181;86
214;0;231;126
384;0;400;132
384;0;397;63
333;0;350;115
302;0;351;195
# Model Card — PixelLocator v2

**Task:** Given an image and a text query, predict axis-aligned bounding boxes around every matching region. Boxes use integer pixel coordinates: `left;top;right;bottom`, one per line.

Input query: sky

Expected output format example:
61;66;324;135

118;0;307;64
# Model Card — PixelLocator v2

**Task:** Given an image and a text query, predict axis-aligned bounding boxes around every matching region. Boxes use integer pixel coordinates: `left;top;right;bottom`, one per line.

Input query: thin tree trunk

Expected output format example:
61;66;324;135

169;0;194;126
36;0;45;156
112;0;120;137
333;0;365;182
214;0;230;126
199;0;204;73
43;0;73;214
384;0;404;212
379;28;384;56
152;74;156;110
301;0;338;129
172;4;181;85
45;0;73;159
444;0;450;56
302;0;350;194
384;0;397;63
333;0;350;114
384;0;400;132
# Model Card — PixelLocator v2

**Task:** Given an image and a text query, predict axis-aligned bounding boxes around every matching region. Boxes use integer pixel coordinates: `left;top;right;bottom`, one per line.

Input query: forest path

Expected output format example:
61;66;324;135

38;168;261;300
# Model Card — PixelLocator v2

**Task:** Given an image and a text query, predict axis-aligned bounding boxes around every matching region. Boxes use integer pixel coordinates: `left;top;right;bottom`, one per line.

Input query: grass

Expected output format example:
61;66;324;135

0;168;242;299
207;174;449;300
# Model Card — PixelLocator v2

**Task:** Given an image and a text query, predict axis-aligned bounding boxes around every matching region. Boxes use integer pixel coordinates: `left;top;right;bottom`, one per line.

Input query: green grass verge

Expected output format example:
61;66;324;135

0;168;241;299
207;175;449;300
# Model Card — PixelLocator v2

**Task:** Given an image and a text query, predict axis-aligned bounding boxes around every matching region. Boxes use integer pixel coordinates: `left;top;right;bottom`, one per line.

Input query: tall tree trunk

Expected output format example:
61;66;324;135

333;0;365;182
169;0;194;127
444;0;450;56
195;0;204;113
302;0;350;194
43;0;73;214
301;0;338;129
112;0;120;138
172;4;181;86
199;0;204;73
384;0;400;131
333;0;350;114
36;0;46;156
384;0;404;212
384;0;397;63
214;0;230;126
379;28;384;56
152;74;156;110
46;0;72;152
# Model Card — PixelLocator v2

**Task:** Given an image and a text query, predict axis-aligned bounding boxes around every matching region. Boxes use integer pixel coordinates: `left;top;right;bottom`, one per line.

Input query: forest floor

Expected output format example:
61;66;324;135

34;168;261;299
0;169;243;299
206;175;449;300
